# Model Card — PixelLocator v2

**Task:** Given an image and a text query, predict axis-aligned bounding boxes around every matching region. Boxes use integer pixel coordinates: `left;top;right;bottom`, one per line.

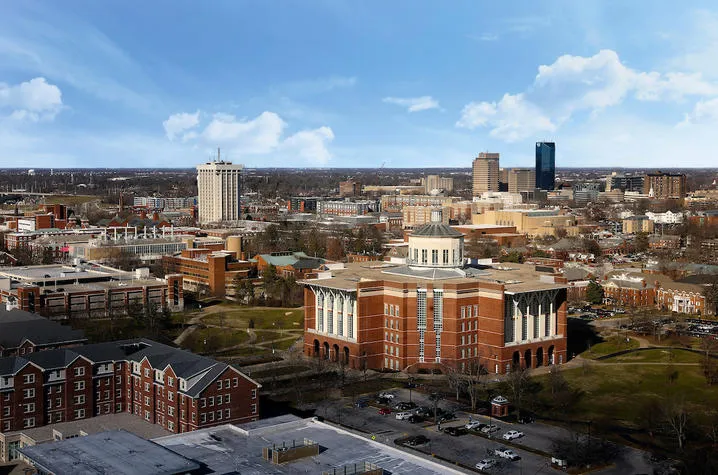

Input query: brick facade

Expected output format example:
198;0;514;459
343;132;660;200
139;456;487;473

0;340;260;435
303;275;568;375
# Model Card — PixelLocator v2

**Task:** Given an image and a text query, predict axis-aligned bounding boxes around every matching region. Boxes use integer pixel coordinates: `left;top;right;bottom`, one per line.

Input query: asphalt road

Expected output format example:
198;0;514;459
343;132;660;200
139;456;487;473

314;387;655;475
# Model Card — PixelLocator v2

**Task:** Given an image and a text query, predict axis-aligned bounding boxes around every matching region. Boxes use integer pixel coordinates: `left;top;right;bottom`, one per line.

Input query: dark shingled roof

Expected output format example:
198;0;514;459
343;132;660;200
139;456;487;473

411;223;463;238
0;308;86;350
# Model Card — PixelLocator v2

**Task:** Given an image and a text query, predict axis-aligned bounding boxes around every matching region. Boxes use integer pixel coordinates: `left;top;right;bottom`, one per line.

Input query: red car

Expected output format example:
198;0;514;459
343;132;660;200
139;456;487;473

379;408;392;415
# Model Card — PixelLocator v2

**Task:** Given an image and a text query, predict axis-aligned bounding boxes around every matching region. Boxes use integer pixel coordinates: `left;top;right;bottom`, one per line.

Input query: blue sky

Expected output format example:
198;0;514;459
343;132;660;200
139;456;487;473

1;1;718;168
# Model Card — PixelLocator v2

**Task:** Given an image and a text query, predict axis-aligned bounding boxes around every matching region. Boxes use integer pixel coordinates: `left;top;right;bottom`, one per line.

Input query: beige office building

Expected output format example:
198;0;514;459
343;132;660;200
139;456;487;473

423;175;454;193
196;160;244;224
472;209;579;237
472;153;500;196
508;168;536;193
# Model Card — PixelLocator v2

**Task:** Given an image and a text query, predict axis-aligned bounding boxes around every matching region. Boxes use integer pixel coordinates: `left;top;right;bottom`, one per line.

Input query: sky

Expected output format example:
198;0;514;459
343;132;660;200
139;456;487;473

2;1;718;169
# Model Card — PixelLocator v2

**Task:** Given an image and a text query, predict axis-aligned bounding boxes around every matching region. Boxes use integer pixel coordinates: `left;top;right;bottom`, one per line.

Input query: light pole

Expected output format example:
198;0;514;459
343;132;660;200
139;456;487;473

408;377;414;403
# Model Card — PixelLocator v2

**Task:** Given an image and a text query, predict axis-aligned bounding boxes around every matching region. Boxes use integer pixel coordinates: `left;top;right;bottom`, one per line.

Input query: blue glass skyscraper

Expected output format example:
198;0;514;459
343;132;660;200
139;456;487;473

535;142;556;190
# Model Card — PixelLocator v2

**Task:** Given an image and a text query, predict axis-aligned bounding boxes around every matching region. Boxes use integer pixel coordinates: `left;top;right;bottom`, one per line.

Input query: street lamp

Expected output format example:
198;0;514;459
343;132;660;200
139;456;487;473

408;377;414;403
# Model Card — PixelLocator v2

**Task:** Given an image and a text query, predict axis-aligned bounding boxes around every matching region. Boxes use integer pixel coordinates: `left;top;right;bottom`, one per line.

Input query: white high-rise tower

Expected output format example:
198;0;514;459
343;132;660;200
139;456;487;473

196;150;244;224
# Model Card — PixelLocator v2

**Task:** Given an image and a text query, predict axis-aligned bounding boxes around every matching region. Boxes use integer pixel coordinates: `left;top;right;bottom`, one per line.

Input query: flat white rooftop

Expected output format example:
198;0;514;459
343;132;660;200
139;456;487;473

154;415;468;474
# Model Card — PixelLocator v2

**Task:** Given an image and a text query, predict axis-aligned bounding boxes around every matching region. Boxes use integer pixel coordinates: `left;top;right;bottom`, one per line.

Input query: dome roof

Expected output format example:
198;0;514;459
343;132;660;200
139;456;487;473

411;223;463;238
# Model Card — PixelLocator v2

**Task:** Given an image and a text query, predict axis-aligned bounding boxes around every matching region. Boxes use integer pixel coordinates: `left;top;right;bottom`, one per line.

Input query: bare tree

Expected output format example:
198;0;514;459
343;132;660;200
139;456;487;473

662;395;689;451
464;357;487;412
700;337;718;385
504;366;532;420
704;276;718;317
429;392;444;424
445;363;464;401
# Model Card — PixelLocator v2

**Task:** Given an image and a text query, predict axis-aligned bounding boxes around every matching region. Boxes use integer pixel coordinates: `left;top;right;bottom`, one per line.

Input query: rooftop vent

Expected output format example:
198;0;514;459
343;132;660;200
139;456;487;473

262;439;319;465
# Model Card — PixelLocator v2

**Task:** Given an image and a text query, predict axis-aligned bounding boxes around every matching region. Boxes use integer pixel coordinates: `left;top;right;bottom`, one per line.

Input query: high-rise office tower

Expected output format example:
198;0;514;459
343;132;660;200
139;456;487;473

196;155;244;224
535;142;556;191
472;153;500;196
508;168;537;193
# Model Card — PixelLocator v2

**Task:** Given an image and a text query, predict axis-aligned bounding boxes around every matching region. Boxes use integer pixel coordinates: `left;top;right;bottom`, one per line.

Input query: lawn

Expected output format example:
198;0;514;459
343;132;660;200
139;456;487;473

44;194;99;205
581;336;640;359
537;362;718;429
202;305;304;330
180;327;250;353
601;348;703;364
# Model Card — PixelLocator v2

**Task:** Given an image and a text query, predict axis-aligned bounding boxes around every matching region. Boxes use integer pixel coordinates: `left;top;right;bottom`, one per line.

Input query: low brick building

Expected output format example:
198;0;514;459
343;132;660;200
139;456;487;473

602;273;657;308
0;338;260;435
0;264;184;318
163;248;252;298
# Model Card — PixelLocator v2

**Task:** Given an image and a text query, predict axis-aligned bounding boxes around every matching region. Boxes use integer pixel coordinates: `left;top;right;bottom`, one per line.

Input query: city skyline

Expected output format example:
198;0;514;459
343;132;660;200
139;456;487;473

2;2;718;168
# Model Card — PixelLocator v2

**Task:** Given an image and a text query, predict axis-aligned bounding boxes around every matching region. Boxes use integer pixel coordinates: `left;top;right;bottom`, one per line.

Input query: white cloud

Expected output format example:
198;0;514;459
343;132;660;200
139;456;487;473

162;111;200;141
202;111;286;154
281;126;335;165
0;77;62;121
0;8;158;112
383;96;440;112
162;110;335;165
459;49;718;142
456;93;555;142
535;50;718;112
678;97;718;127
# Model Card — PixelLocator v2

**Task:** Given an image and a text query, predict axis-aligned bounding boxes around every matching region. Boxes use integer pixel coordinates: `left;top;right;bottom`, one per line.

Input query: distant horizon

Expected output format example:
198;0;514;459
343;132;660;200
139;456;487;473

1;166;718;172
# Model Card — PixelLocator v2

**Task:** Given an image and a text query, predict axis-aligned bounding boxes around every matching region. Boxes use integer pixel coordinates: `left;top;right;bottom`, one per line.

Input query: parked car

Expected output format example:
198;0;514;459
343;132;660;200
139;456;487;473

406;435;429;446
443;426;468;436
494;447;521;461
378;392;395;399
378;407;392;415
395;412;412;420
481;424;500;434
405;381;417;388
415;407;432;417
394;401;417;410
465;421;486;431
502;430;524;440
475;458;498;470
354;399;369;408
439;411;456;421
517;415;535;424
407;414;424;423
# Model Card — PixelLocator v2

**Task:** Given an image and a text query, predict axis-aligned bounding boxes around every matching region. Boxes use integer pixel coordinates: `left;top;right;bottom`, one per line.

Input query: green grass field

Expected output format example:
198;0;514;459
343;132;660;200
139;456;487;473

202;305;304;330
538;362;716;429
601;348;703;364
181;327;250;353
582;336;640;359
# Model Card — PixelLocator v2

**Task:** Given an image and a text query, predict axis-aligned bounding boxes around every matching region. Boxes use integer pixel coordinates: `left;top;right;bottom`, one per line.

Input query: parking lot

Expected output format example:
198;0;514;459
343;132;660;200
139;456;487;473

314;387;654;474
